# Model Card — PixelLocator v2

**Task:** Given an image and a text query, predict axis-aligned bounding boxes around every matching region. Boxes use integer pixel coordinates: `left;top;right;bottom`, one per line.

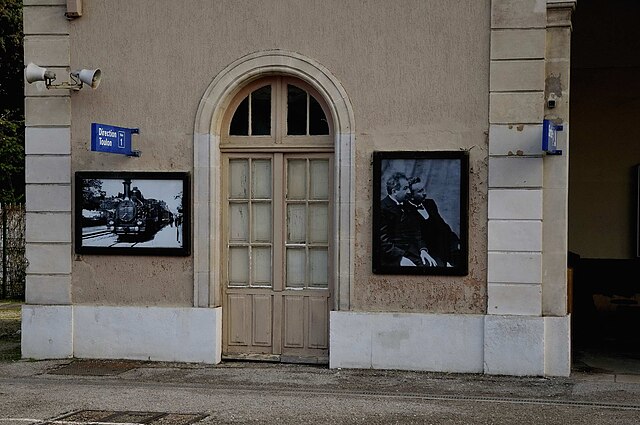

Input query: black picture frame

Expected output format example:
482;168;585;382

74;171;190;256
372;151;469;275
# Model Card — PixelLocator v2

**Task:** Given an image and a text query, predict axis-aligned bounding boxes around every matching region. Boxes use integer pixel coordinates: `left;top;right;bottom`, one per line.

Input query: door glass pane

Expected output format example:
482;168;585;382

309;248;328;288
252;202;272;243
229;203;248;242
229;159;248;199
252;159;272;199
286;248;305;287
229;247;249;285
251;85;271;136
309;203;328;244
287;85;307;135
229;96;249;136
309;159;329;200
309;95;329;135
252;247;272;287
287;204;306;243
287;159;307;200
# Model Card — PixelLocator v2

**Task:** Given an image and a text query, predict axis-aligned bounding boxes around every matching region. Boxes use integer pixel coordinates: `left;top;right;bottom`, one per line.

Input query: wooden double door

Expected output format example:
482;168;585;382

222;152;333;362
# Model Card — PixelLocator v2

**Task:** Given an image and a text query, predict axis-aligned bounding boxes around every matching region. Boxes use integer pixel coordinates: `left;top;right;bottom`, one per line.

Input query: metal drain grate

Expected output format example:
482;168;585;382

48;360;144;376
37;411;207;425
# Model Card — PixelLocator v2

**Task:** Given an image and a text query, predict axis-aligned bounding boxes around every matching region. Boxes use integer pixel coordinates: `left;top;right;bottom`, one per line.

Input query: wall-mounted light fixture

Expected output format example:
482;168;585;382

25;62;101;90
66;0;83;19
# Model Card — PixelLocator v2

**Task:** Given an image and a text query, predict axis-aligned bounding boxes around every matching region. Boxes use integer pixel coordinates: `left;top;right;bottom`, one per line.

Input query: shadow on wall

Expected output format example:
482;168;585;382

571;255;640;350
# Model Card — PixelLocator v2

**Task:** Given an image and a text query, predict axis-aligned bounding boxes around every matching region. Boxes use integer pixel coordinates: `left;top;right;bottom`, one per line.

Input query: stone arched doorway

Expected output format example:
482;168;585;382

192;50;355;361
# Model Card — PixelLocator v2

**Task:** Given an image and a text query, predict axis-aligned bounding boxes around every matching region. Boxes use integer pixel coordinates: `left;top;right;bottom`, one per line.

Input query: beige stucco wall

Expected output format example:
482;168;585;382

69;0;490;312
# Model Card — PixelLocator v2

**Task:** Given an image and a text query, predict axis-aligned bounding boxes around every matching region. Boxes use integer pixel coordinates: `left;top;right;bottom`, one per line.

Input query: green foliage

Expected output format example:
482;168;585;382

0;0;24;203
82;179;105;210
1;203;26;300
0;112;24;203
0;0;24;112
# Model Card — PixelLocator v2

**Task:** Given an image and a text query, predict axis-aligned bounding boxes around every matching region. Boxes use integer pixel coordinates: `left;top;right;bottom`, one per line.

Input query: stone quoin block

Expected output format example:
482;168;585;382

26;212;71;243
490;92;544;124
25;127;71;154
23;35;69;67
488;189;542;220
25;155;70;184
26;243;71;274
488;251;542;283
490;60;545;92
24;0;66;5
489;156;543;188
488;124;543;156
491;29;546;60
491;0;547;29
488;220;542;252
488;283;542;316
25;274;72;305
23;6;68;35
25;97;71;126
26;184;71;212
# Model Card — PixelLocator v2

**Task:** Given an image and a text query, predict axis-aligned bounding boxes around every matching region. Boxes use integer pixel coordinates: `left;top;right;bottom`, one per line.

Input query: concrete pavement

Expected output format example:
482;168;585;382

1;359;639;425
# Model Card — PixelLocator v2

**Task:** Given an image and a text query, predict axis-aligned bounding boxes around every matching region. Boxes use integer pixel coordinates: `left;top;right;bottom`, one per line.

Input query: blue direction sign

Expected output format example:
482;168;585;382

91;123;140;157
542;119;563;155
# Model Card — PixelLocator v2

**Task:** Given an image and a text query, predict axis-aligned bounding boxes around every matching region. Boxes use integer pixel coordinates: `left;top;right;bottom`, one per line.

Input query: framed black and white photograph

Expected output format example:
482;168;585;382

372;151;468;275
75;172;190;256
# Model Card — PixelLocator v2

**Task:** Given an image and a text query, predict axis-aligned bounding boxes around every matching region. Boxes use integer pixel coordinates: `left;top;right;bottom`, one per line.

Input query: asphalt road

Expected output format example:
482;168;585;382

1;359;639;425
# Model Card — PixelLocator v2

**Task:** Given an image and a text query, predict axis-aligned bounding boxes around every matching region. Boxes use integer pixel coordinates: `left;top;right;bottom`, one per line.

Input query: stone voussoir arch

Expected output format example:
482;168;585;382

193;50;355;311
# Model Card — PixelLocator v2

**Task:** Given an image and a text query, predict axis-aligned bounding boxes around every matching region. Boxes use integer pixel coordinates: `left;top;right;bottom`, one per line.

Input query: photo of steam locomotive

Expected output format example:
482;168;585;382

106;179;174;238
75;172;189;255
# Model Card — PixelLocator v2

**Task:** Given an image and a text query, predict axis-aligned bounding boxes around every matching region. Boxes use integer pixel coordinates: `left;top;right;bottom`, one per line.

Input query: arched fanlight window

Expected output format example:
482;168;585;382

229;85;271;136
222;77;332;149
286;85;329;136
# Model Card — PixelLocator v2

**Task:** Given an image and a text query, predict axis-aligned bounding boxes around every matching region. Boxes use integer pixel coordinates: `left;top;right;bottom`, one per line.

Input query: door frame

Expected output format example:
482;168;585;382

220;152;334;361
192;51;355;316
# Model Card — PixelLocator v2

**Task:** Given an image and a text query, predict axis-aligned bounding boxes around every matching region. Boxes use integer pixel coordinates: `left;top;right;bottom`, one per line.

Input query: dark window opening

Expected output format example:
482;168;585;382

230;97;249;136
251;85;271;136
287;85;307;135
309;95;329;135
230;85;271;136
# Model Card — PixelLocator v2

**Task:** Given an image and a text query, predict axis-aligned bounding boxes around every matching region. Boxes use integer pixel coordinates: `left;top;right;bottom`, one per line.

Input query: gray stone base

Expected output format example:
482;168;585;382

330;311;570;376
22;305;222;363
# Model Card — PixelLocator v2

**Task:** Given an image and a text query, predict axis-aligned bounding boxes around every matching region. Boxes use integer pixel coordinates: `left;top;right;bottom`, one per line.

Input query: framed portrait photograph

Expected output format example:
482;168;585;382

75;172;190;256
372;151;469;275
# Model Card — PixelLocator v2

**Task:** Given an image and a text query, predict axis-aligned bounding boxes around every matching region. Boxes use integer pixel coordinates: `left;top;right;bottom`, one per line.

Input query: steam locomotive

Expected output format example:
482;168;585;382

106;179;173;238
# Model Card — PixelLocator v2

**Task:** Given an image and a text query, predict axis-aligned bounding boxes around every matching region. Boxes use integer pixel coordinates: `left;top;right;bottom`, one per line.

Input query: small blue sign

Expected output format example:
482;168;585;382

542;119;563;155
91;123;140;157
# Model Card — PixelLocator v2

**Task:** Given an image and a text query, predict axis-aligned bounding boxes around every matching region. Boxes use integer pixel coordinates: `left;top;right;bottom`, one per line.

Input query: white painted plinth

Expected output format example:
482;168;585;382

21;305;222;364
544;315;571;377
73;306;222;363
330;311;484;373
484;315;544;376
22;304;73;359
483;315;570;377
21;305;569;376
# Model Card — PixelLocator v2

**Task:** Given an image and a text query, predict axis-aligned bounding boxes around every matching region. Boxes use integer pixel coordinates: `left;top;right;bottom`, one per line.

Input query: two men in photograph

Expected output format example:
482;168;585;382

379;172;460;268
